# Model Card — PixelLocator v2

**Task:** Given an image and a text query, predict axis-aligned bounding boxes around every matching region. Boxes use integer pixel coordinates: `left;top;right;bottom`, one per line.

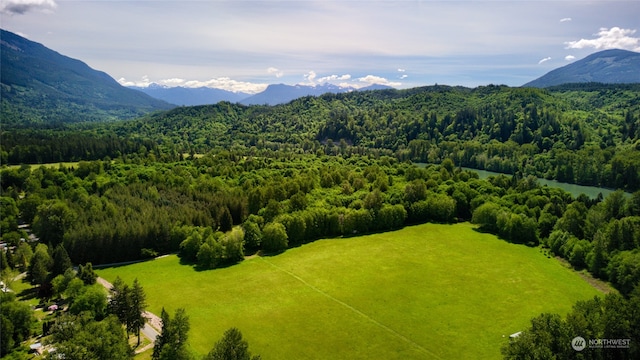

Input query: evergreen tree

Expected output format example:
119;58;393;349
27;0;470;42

51;244;72;277
153;308;192;360
129;278;147;346
152;308;171;360
28;243;52;286
204;327;261;360
78;262;97;285
109;276;131;326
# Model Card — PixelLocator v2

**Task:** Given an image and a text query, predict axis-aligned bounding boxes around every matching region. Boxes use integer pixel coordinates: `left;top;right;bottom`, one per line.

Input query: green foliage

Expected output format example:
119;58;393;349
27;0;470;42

408;193;456;224
78;262;97;285
12;242;33;271
471;202;501;232
107;277;147;343
496;211;539;245
68;285;108;319
4;84;640;191
241;218;262;250
51;268;76;298
179;226;245;269
502;290;640;359
0;197;19;234
28;243;52;286
32;200;76;246
2;138;639;296
153;308;192;360
204;327;261;360
606;250;640;296
0;292;35;356
52;244;72;277
45;314;133;360
261;222;288;252
64;278;85;299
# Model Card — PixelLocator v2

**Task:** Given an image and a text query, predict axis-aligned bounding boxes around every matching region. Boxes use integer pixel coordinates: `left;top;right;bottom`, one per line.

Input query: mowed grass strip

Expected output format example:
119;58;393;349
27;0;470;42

98;223;601;359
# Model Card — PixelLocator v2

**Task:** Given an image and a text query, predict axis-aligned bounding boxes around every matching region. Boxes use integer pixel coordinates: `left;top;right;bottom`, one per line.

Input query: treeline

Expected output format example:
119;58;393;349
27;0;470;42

0;126;169;165
2;149;640;297
2;84;639;191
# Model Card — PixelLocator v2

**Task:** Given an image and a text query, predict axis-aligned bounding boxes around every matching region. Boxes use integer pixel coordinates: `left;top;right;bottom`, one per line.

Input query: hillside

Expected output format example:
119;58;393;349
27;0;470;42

3;84;638;191
121;85;640;190
524;49;640;88
0;29;173;124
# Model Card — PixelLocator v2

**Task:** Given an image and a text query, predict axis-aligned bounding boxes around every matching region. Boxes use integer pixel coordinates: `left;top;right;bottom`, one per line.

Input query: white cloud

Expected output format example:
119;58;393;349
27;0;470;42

0;0;56;15
538;57;552;64
118;75;151;87
560;17;572;23
118;76;267;94
301;70;317;85
267;67;284;78
159;78;186;86
565;27;640;52
400;74;408;79
317;74;351;83
565;55;575;61
397;68;406;72
356;75;401;88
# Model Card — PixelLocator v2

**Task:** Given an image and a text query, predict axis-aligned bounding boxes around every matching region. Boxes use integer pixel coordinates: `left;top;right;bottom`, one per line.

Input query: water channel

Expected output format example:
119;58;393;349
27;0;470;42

460;167;628;199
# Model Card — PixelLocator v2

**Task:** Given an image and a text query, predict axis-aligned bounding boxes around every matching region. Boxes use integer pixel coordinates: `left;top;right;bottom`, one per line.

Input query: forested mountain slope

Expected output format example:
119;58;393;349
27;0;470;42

0;29;172;124
115;84;640;191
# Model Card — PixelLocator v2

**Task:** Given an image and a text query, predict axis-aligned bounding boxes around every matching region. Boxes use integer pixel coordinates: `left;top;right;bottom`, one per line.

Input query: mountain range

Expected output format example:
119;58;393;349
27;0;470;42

129;83;250;106
2;27;639;125
0;29;172;124
524;49;640;88
127;82;392;106
238;83;391;106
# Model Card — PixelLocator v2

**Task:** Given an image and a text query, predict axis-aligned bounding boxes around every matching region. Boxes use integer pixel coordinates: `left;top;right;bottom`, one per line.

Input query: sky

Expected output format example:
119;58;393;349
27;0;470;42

1;0;639;94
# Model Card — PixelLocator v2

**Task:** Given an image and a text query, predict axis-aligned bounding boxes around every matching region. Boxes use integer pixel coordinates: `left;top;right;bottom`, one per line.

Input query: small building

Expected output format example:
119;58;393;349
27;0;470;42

509;331;522;339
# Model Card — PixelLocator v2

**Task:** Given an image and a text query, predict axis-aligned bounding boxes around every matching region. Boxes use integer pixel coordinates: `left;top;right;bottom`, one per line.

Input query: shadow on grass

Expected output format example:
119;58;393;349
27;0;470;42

471;226;539;247
95;253;177;270
17;286;38;302
179;256;245;272
258;249;286;257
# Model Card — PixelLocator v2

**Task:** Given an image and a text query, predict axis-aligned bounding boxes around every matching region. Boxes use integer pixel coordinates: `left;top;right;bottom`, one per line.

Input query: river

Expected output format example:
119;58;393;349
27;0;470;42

460;167;628;199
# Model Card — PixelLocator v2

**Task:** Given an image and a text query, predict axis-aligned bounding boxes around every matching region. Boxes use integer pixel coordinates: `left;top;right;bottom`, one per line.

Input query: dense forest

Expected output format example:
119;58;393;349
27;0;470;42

2;150;640;292
2;84;640;190
2;83;640;358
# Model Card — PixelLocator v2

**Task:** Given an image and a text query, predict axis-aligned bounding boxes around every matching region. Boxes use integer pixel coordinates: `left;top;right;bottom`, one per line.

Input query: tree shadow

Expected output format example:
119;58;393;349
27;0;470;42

257;249;286;258
17;286;38;302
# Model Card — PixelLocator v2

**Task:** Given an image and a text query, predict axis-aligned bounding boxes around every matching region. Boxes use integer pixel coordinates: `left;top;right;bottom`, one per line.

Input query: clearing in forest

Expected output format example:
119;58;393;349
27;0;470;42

97;222;601;359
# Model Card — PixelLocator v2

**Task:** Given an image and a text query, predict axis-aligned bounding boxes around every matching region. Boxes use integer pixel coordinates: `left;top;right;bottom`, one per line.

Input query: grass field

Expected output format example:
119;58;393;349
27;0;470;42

97;223;601;359
4;162;81;170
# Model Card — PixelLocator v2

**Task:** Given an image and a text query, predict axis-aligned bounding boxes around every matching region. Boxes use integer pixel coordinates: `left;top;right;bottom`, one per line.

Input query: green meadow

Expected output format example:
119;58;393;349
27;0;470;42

97;223;601;359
